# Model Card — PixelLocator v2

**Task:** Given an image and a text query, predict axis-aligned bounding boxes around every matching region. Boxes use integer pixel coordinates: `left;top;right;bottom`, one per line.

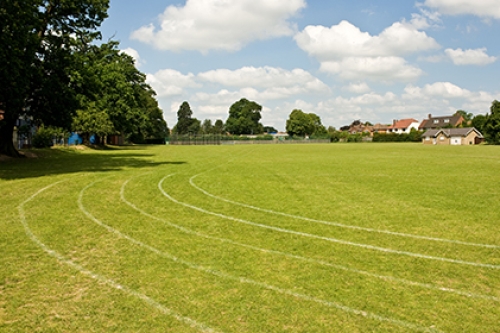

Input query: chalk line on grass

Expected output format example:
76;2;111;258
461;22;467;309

121;176;500;302
189;174;500;250
80;179;443;333
159;176;500;270
19;181;220;333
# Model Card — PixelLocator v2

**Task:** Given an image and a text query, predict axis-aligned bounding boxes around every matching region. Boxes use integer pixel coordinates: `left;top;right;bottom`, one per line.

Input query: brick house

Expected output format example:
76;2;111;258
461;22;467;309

422;127;483;145
419;113;464;130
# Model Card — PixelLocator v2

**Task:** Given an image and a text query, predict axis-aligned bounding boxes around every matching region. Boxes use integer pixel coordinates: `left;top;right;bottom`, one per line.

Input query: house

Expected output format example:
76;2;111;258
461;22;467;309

421;127;483;145
348;123;373;135
419;113;464;130
387;118;420;134
372;123;390;133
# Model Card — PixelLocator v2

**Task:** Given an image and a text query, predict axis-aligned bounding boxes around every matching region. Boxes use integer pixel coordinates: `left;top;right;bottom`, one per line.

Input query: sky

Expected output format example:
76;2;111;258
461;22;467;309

100;0;500;131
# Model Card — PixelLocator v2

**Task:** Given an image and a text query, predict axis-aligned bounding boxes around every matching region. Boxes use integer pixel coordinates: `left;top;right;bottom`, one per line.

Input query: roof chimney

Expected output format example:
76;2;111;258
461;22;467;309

393;119;397;126
428;114;432;119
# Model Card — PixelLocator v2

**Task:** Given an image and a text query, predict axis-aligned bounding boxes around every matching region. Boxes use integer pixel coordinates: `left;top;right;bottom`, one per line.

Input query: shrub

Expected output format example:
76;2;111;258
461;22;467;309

32;127;55;148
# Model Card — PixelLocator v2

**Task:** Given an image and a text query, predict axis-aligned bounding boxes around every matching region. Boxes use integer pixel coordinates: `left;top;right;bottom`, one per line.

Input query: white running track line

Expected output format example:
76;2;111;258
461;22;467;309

121;177;500;302
159;176;500;270
189;173;500;249
81;179;443;333
18;181;220;333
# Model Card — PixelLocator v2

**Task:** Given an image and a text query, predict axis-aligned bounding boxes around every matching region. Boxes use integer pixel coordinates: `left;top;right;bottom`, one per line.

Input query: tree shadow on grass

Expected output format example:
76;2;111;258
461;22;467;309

0;146;186;180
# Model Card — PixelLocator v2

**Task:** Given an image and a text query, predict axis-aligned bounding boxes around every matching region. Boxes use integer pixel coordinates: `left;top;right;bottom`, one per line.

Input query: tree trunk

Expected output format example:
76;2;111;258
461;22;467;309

0;118;23;157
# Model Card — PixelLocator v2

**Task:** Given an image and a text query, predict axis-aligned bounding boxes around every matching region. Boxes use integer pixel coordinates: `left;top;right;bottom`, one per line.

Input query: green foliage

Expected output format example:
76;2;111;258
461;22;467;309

213;119;225;134
0;0;110;156
456;110;473;124
373;129;423;143
187;118;201;134
73;42;168;143
72;103;115;138
484;100;500;144
263;126;278;133
175;102;194;135
225;98;263;135
172;101;199;135
471;114;487;134
32;127;53;148
286;109;326;137
201;119;213;134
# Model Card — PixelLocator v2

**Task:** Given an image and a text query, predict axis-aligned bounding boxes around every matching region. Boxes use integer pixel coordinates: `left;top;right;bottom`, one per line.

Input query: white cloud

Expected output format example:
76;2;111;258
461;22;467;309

423;0;500;19
197;66;330;98
404;82;471;99
130;0;306;52
295;20;439;81
320;57;423;81
445;48;497;65
146;69;200;97
343;82;371;94
120;48;143;67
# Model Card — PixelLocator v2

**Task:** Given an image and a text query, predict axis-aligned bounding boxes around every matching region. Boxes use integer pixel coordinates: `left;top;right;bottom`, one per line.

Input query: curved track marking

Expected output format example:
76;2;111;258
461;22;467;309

159;176;500;270
80;179;443;333
121;176;499;302
19;181;220;333
189;174;500;249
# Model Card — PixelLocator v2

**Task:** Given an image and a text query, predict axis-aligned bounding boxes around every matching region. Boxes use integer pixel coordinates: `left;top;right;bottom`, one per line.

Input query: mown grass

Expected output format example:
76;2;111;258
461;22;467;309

1;143;499;332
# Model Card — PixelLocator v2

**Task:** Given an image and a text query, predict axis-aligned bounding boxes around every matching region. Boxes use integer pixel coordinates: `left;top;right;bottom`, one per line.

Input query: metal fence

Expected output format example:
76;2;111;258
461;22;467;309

168;134;330;146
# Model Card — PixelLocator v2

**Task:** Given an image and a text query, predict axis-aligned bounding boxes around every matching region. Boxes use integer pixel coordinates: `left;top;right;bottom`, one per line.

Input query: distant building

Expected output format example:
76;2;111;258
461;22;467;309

372;123;390;133
421;127;483;145
387;118;420;134
419;113;464;130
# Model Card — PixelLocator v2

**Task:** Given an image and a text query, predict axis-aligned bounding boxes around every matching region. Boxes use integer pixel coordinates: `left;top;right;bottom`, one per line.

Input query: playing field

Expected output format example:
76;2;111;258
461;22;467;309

1;143;499;332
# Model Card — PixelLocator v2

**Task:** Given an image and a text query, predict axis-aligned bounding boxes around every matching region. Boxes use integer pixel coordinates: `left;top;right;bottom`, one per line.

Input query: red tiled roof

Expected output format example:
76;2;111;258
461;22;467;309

389;118;419;129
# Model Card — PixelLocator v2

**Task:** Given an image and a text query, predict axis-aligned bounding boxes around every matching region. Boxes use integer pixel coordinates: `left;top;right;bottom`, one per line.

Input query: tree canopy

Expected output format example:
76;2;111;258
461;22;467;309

456;110;473;124
286;109;326;137
484;100;500;145
173;101;201;135
72;41;168;144
0;0;109;156
225;98;263;135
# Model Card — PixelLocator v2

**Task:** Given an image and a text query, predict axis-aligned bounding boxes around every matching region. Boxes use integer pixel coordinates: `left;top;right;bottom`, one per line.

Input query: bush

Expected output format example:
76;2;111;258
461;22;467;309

373;130;423;143
32;127;54;148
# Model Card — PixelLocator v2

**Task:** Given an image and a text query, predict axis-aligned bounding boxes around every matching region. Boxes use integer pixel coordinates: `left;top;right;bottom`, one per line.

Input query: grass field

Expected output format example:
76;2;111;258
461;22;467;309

1;143;499;332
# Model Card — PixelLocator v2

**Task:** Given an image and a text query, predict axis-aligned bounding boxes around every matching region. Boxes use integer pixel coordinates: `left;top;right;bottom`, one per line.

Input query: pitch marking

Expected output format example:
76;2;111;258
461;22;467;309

18;181;220;333
121;176;499;302
189;173;500;249
159;176;499;270
80;179;443;333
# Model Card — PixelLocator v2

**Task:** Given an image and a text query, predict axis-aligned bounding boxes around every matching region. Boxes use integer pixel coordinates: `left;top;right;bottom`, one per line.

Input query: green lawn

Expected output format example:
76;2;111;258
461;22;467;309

1;143;499;332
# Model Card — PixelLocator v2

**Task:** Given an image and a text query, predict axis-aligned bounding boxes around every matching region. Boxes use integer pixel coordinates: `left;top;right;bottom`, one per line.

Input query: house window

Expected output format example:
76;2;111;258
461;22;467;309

444;119;450;123
434;120;439;124
440;136;444;140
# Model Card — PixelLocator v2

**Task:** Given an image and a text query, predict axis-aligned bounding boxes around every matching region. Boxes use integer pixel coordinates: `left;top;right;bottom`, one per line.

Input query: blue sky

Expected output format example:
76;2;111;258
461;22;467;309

100;0;500;130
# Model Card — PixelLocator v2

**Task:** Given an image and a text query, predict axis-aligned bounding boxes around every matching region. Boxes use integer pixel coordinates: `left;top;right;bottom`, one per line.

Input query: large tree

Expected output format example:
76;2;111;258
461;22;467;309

71;41;168;144
471;114;487;134
225;98;263;135
201;119;213;134
213;119;225;134
286;109;326;137
484;100;500;145
0;0;109;156
174;101;200;135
